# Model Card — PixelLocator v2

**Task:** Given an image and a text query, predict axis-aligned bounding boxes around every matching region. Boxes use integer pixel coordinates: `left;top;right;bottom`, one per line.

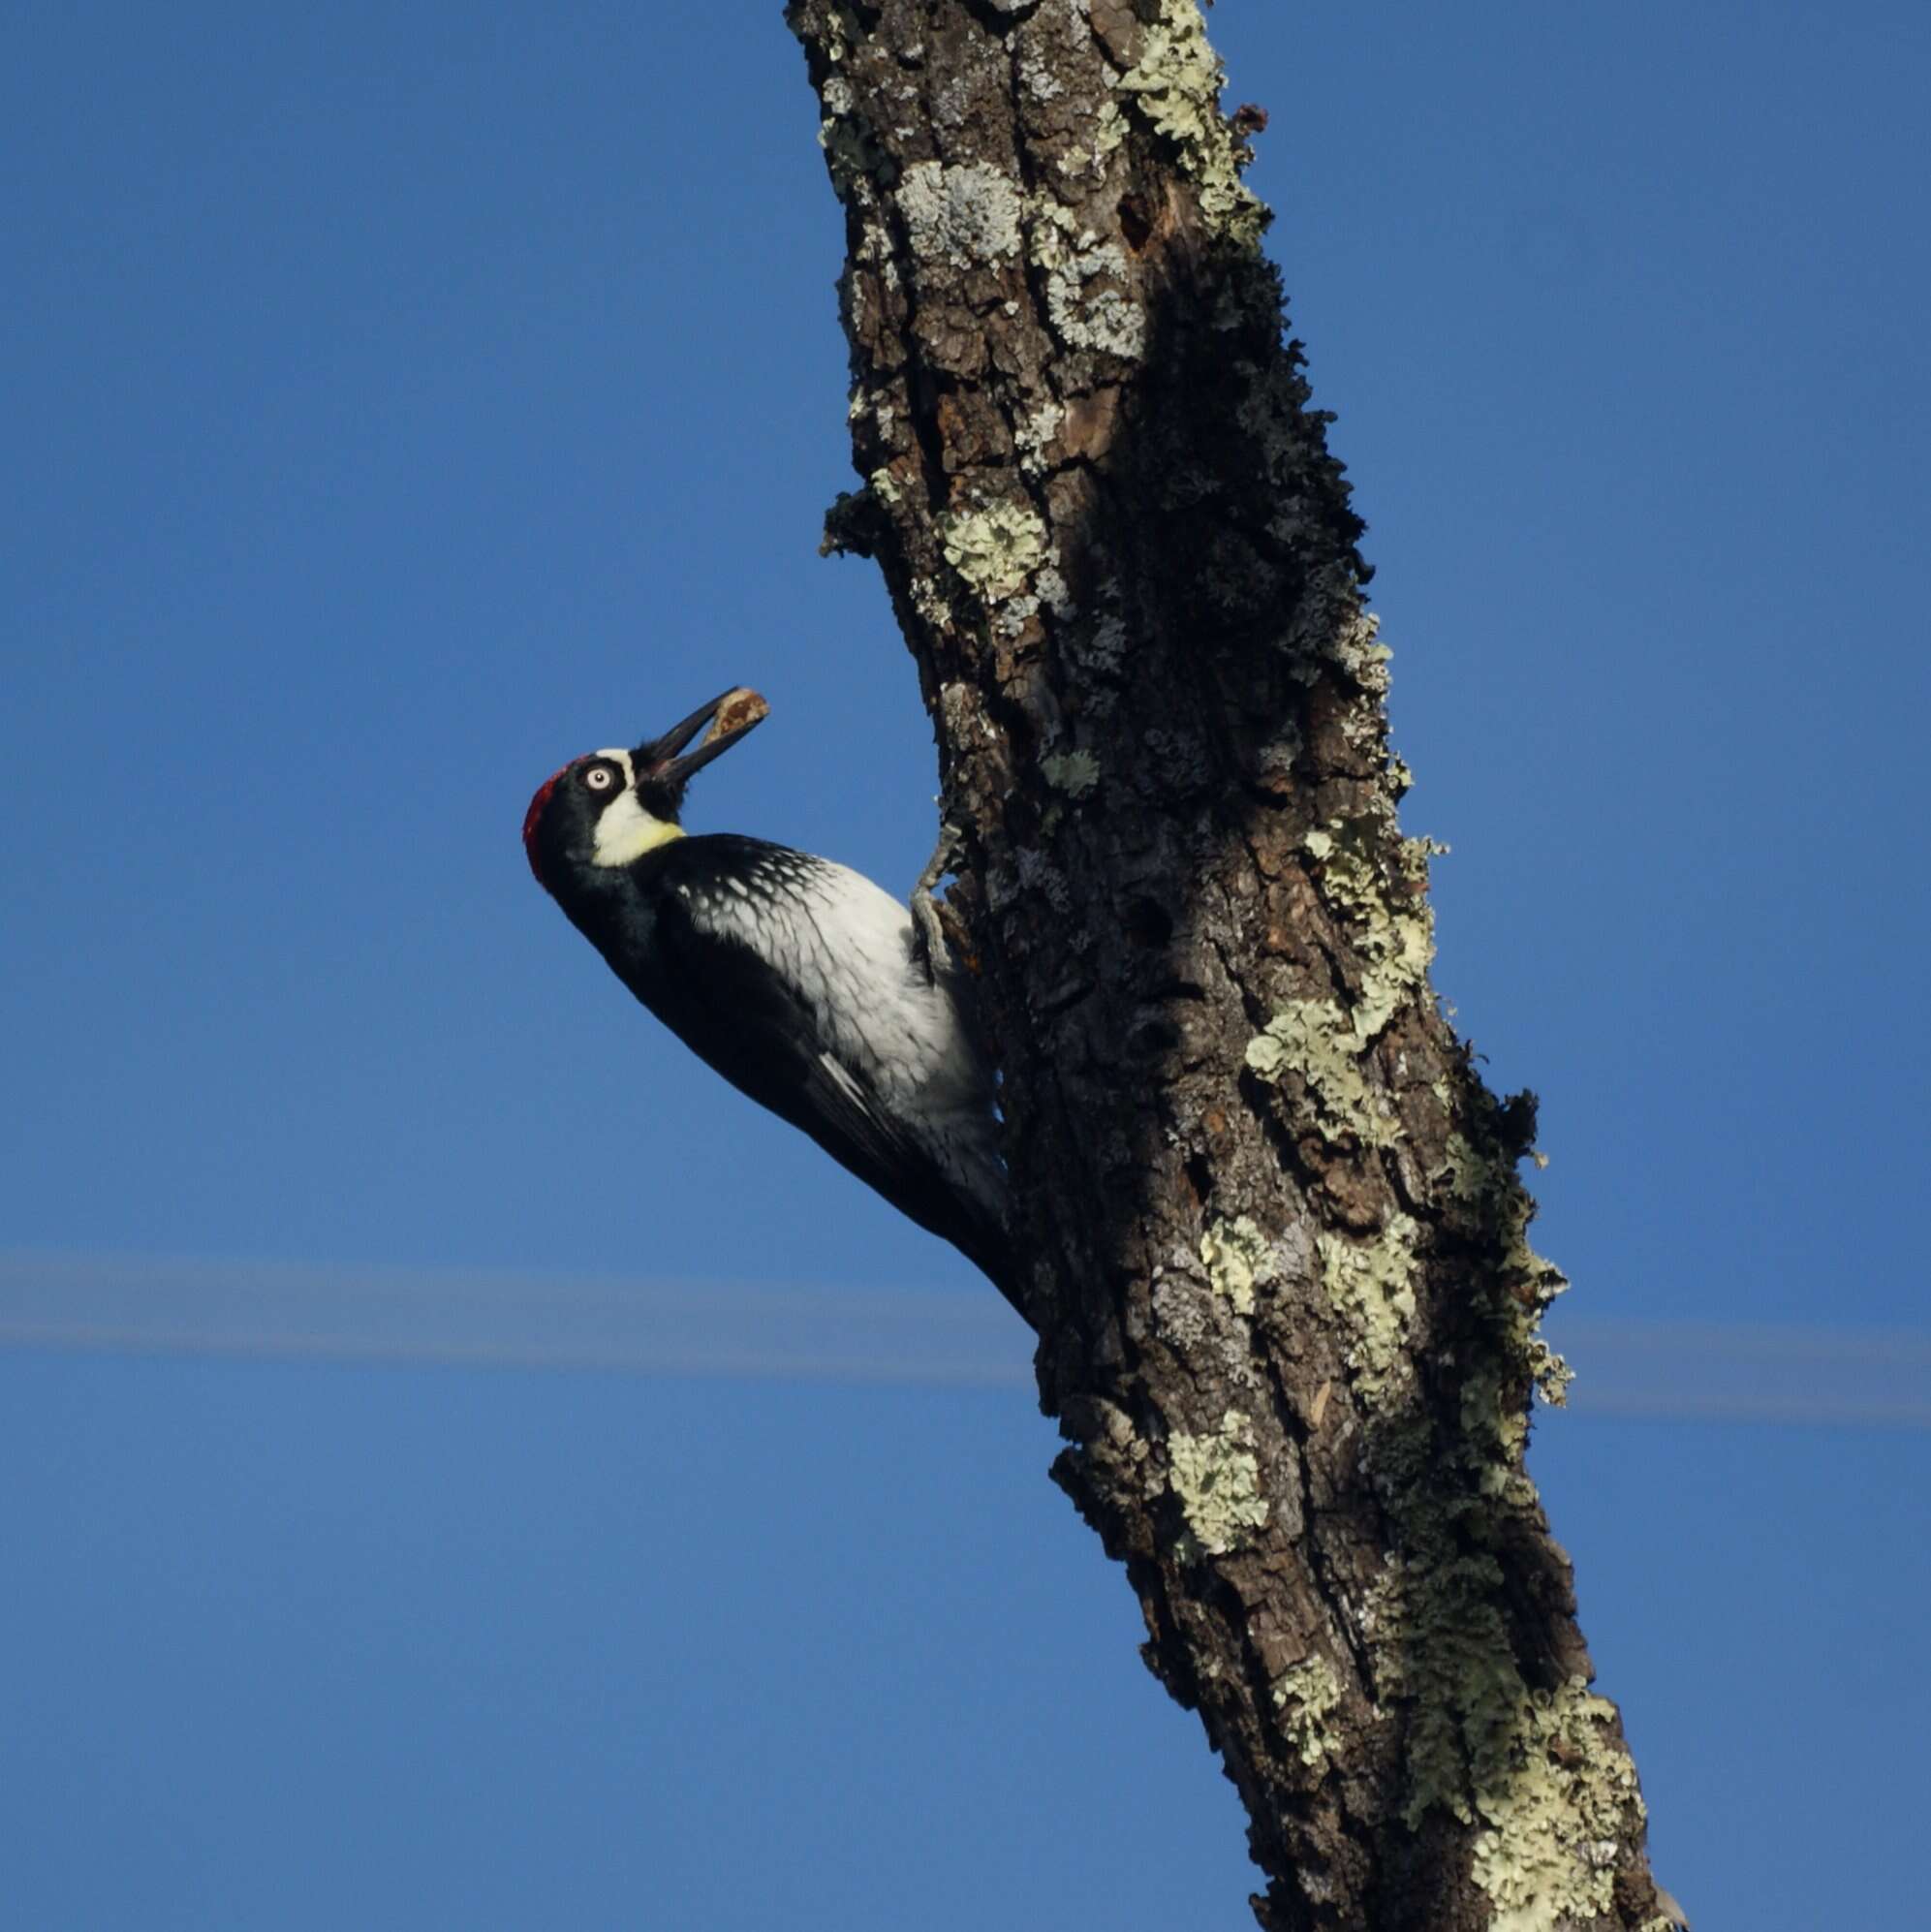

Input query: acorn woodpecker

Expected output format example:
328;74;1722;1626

522;690;1012;1293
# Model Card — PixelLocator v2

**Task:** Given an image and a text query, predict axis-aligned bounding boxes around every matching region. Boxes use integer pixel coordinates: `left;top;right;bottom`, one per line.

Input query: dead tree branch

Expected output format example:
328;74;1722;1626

788;5;1670;1926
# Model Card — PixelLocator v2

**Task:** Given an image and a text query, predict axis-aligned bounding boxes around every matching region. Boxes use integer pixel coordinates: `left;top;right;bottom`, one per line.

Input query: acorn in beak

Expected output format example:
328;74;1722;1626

635;687;769;789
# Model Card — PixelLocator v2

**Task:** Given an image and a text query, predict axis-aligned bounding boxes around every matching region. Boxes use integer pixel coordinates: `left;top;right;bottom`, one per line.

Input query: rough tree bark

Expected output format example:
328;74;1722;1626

788;6;1672;1928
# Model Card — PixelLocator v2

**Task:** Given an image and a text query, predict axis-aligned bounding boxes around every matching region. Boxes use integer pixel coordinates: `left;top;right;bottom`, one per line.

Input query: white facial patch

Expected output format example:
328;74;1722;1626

589;748;685;866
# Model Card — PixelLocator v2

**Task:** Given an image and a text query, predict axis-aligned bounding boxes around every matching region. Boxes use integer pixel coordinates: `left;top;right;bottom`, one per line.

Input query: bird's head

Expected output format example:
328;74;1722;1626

522;688;767;893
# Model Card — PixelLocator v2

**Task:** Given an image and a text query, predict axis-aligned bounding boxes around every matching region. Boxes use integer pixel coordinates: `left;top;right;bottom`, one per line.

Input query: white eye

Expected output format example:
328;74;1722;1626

584;764;617;792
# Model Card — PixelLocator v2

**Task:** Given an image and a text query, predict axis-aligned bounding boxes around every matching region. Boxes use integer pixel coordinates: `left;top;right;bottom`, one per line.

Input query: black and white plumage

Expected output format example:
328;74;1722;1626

522;692;1011;1293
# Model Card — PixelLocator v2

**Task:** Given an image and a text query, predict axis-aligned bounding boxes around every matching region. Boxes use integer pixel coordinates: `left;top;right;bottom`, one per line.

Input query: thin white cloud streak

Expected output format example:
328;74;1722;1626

1;1251;1926;1429
0;1251;1035;1389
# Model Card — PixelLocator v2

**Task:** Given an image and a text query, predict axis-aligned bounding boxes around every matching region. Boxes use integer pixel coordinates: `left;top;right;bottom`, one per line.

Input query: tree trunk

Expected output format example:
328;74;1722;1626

787;5;1671;1927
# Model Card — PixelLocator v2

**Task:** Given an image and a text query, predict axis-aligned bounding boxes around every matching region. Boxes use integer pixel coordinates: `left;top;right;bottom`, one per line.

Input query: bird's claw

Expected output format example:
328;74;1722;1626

912;815;965;985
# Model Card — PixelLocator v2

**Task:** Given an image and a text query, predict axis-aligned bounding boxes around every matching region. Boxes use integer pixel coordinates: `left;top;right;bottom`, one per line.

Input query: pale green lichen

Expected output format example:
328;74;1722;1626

1303;818;1436;1044
1056;96;1129;180
1244;1000;1399;1146
1437;1131;1495;1207
1241;815;1435;1152
1526;1334;1574;1410
1326;605;1392;695
815;0;866;67
1168;1409;1267;1555
1347;1111;1604;1850
1025;197;1146;359
1114;0;1266;245
867;466;899;506
938;500;1048;602
1014;398;1064;476
1042;749;1101;798
813;43;891;198
819;109;888;195
1372;1570;1657;1923
1271;1654;1345;1767
1469;1678;1648;1932
896;159;1023;267
1016;40;1064;103
1317;1215;1418;1407
1370;1543;1528;1830
910;575;954;633
1075;611;1128;677
1199;1215;1275;1316
1432;1132;1573;1432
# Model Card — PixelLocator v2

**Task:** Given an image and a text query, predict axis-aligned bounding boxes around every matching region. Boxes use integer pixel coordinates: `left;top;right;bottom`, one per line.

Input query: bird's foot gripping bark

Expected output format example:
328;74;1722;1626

911;815;964;986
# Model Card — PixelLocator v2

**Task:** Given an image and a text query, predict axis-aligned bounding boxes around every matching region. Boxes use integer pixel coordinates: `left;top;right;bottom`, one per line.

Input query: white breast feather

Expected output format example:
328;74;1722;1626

684;855;1003;1213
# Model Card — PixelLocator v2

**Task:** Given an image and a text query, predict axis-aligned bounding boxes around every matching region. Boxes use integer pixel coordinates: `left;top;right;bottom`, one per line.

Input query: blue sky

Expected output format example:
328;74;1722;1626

4;5;1927;1927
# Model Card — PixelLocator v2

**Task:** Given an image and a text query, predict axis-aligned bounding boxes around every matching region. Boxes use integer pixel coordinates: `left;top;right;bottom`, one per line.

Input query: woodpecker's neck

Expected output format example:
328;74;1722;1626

591;791;685;868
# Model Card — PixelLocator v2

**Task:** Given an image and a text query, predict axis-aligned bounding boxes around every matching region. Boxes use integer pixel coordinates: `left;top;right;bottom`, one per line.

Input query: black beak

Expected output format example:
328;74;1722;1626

634;689;766;790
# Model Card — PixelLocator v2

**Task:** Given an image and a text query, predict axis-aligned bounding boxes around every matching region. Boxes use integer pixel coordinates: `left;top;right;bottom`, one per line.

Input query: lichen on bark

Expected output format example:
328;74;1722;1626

787;3;1668;1927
